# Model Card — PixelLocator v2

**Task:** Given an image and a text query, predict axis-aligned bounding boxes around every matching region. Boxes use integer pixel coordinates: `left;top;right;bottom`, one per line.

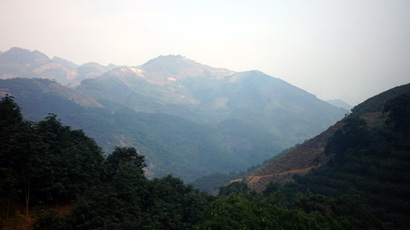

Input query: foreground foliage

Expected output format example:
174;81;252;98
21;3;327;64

1;93;409;229
0;95;104;218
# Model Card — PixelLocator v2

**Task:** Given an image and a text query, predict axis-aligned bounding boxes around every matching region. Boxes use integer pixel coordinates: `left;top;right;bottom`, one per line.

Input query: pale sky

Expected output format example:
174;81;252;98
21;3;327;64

1;0;409;105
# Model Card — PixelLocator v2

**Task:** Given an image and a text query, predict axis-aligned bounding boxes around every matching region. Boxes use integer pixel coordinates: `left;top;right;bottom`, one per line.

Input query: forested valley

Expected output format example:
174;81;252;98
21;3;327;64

1;88;410;229
0;48;348;183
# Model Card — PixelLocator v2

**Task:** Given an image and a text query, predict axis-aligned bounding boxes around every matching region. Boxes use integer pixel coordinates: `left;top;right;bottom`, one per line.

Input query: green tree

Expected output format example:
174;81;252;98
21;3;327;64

64;165;149;230
199;194;274;230
1;96;104;217
384;93;410;135
0;95;48;216
0;94;23;127
104;147;146;180
0;95;24;217
34;114;104;203
325;117;369;166
219;182;250;197
144;175;211;230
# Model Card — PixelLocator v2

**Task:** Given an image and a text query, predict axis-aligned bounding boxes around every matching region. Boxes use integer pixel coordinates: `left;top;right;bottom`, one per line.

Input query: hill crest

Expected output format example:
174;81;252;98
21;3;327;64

241;82;410;192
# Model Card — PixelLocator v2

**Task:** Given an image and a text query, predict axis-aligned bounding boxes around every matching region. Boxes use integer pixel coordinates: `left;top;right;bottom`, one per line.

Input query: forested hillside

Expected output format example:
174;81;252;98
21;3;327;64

0;78;280;181
287;92;410;228
0;95;212;229
241;83;410;192
0;48;346;182
1;91;409;229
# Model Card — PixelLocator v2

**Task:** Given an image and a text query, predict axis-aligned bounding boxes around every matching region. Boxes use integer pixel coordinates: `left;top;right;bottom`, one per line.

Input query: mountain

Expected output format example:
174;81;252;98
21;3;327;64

3;83;409;230
0;78;102;118
52;56;79;69
0;47;50;79
326;99;353;111
77;55;346;147
141;54;233;82
208;86;410;229
241;82;410;192
0;78;282;181
0;48;347;182
0;47;116;87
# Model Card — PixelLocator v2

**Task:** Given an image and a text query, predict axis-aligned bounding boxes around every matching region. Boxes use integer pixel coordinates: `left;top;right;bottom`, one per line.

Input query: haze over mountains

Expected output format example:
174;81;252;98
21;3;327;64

0;47;347;182
2;47;410;229
0;47;119;87
326;99;353;111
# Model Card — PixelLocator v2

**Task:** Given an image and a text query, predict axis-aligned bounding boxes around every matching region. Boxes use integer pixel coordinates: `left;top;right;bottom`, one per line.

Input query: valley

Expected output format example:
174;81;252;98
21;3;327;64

0;47;346;182
1;47;409;229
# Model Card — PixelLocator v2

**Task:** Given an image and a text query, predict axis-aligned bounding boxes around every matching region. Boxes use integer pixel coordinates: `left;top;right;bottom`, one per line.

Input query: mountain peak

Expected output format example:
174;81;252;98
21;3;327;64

0;47;51;68
143;54;189;64
142;55;203;73
141;55;234;81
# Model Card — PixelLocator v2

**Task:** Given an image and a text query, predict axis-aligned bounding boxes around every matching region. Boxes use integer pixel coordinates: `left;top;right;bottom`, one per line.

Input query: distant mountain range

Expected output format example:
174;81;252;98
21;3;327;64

0;47;119;87
0;47;347;182
77;55;347;145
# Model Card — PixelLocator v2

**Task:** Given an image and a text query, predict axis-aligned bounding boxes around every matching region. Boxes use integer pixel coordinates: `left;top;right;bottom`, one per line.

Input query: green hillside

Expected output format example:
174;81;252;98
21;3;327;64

239;83;409;192
2;90;409;229
0;96;212;229
193;87;410;229
0;48;346;183
0;78;280;182
351;83;410;115
288;92;410;228
215;83;410;228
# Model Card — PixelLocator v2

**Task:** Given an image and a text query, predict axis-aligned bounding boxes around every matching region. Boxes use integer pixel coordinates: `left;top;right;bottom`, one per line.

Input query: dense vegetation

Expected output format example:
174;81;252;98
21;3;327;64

0;78;281;182
1;93;409;229
198;93;410;229
0;95;104;218
0;95;212;229
351;83;410;115
290;93;410;229
0;48;347;184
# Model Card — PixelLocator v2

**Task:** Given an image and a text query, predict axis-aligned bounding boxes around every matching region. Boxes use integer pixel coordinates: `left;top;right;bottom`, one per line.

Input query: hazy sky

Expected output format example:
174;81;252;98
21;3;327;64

1;0;409;105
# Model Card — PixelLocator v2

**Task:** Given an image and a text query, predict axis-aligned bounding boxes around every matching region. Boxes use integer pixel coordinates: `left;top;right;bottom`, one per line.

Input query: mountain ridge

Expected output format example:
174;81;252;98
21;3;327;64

0;47;347;182
0;47;120;87
77;60;346;145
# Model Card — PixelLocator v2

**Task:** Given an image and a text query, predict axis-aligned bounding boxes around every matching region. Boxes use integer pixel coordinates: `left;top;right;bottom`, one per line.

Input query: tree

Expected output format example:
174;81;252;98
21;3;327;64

0;95;24;217
63;164;149;230
35;114;104;202
0;106;51;216
104;146;146;180
1;97;104;217
219;182;250;197
0;95;47;216
199;194;271;230
384;93;410;135
0;94;23;128
146;175;210;230
325;117;370;166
